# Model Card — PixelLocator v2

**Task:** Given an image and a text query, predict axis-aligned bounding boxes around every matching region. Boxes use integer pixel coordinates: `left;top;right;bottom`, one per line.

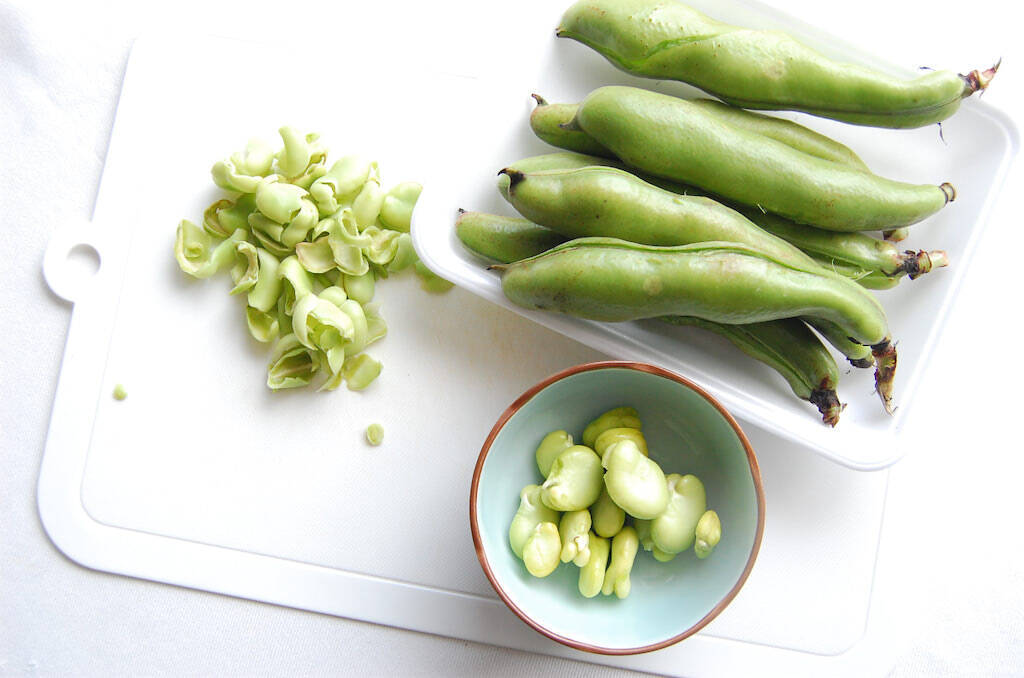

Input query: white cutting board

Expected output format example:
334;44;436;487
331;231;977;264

40;10;899;676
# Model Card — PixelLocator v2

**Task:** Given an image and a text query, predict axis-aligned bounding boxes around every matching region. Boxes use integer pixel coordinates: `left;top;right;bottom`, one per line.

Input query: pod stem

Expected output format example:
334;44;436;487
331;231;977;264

964;60;1001;94
897;249;950;280
871;339;898;415
531;93;549;107
809;383;845;427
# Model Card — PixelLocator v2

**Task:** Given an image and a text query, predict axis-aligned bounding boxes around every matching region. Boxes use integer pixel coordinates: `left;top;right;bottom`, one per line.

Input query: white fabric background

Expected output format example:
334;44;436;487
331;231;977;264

3;0;1023;675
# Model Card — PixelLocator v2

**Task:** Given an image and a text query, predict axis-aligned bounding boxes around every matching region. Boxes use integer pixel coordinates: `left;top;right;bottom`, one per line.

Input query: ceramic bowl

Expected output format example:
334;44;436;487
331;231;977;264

470;361;765;654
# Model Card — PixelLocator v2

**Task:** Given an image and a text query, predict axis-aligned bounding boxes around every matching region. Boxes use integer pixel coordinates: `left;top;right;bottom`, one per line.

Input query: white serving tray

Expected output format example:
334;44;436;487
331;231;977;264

37;3;974;674
412;0;1018;471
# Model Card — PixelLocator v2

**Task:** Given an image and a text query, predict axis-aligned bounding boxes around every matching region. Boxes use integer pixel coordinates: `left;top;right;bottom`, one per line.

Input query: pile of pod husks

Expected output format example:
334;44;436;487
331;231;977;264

456;0;997;425
175;126;451;392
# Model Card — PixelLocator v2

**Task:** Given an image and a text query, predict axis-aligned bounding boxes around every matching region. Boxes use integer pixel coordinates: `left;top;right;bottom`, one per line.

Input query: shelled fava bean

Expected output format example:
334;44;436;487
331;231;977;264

507;407;722;599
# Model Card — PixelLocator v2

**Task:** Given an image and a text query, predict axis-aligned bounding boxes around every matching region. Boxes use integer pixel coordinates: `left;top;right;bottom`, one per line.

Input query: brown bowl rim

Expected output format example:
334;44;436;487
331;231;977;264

468;360;766;655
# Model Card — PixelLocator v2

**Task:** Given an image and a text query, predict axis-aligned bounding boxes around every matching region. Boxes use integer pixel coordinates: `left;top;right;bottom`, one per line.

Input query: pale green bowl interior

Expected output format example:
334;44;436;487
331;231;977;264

474;367;761;652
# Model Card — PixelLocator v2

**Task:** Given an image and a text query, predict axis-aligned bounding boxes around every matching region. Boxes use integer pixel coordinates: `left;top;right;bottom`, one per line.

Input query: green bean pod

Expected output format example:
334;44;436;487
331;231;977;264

500;151;617;174
556;0;997;128
802;318;875;369
456;209;844;423
532;97;867;170
455;210;566;264
496;237;897;413
686;99;869;169
505;151;949;287
499;237;885;338
809;257;902;292
748;209;949;280
534;430;575;478
578;532;610;598
661;316;843;425
571;86;954;231
529;94;614;158
497;165;820;267
590;486;626;538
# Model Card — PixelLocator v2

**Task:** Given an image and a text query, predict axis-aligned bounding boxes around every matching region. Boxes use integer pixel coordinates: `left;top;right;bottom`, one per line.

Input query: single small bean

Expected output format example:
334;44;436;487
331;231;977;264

590;485;626;539
695;510;722;559
509;484;560;559
578;532;610;598
522;522;562;578
582;406;642;448
559;510;592;566
534;430;574;478
601;526;639;598
651;474;707;555
602;439;669;519
594;427;648;461
541;445;604;511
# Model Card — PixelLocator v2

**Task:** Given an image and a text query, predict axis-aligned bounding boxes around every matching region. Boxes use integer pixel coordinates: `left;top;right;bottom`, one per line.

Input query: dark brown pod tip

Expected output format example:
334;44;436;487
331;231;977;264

809;386;845;427
871;338;898;415
498;168;526;191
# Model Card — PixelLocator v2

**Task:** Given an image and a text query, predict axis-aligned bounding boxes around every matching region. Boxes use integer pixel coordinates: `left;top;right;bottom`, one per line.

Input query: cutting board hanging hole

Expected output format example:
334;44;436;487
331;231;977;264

43;222;104;303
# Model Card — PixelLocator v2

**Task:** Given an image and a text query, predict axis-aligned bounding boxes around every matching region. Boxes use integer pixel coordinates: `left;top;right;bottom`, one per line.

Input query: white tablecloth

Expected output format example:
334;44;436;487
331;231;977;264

3;0;1022;675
